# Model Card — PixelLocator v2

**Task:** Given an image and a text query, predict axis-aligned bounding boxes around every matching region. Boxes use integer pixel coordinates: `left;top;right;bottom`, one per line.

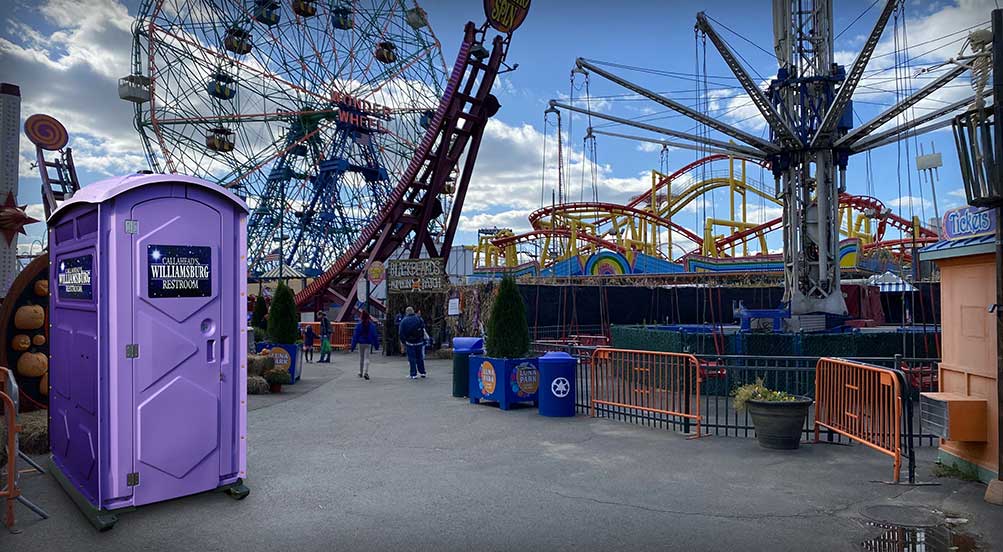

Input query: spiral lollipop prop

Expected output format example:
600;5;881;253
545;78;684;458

23;114;68;151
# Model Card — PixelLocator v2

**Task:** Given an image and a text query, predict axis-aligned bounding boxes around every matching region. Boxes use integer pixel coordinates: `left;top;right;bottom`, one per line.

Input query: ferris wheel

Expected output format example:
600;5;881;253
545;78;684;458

121;0;449;277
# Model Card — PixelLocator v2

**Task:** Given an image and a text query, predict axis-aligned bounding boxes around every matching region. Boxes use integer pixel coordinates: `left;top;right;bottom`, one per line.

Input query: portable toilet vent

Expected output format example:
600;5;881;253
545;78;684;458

47;173;250;530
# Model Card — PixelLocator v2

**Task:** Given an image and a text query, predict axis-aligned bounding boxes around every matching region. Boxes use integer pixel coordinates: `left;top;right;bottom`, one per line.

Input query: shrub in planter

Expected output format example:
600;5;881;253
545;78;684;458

251;294;268;330
485;276;529;358
265;282;301;383
470;276;538;410
734;379;813;450
263;369;292;393
267;282;299;344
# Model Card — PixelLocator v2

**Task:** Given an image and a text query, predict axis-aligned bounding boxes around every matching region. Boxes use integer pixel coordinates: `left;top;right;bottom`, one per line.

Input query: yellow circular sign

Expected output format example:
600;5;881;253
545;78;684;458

367;261;385;286
480;361;496;395
270;347;291;371
484;0;531;34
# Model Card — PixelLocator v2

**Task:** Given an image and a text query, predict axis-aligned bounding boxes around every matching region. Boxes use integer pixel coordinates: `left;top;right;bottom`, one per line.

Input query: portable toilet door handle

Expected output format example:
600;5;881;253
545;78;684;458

207;339;216;363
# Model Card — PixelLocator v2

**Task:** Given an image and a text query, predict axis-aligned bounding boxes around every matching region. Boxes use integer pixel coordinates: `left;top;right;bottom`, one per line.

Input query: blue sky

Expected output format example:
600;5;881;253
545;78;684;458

1;0;993;258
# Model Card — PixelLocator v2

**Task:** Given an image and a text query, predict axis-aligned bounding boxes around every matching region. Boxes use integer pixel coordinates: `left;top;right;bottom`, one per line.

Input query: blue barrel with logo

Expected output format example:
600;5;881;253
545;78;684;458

452;337;483;397
538;351;576;417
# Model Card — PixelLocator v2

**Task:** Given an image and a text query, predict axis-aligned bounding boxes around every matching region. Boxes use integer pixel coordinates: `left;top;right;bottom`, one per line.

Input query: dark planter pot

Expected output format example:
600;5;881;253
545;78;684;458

269;383;282;393
747;397;813;450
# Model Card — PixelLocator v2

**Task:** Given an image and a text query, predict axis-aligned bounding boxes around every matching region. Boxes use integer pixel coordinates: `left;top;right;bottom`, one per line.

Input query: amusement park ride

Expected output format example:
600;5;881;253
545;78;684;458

116;0;524;322
472;0;985;328
124;0;451;278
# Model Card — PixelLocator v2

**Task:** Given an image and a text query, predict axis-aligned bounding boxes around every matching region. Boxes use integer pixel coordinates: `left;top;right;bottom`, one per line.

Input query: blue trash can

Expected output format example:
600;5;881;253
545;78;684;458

452;337;484;397
538;351;576;417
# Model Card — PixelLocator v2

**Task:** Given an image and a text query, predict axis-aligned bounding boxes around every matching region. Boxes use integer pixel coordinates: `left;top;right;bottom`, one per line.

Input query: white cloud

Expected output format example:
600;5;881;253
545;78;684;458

887;195;932;210
636;141;663;153
457;209;534;233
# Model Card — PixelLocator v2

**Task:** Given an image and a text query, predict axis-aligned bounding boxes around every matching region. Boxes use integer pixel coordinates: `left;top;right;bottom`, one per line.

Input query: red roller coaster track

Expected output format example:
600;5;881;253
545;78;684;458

295;22;509;319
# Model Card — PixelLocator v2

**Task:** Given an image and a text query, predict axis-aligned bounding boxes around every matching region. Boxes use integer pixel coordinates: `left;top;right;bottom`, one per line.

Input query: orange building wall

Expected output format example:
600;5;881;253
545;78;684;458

937;254;999;475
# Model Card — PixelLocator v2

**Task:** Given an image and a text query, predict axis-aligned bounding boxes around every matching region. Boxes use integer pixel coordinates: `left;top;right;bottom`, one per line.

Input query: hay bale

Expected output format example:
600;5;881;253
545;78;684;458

247;376;270;395
248;354;274;378
435;348;453;360
19;410;48;454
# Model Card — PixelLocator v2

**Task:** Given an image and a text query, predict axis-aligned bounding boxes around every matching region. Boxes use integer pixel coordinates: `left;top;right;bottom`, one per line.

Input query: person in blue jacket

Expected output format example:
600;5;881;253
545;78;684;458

350;310;380;380
398;306;426;379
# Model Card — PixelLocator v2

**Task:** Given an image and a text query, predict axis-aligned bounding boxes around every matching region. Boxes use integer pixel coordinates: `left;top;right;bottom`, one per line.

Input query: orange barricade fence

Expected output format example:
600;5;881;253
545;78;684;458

589;348;702;436
0;367;47;530
330;322;356;351
814;357;910;483
1;385;18;529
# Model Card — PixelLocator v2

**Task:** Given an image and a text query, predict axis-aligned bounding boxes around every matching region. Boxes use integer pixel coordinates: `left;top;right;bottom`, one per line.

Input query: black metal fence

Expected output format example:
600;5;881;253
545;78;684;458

530;341;939;448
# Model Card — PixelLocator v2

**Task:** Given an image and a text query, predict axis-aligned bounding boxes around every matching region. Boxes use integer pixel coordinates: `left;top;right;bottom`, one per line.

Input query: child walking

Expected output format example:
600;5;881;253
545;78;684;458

302;324;316;363
350;310;380;380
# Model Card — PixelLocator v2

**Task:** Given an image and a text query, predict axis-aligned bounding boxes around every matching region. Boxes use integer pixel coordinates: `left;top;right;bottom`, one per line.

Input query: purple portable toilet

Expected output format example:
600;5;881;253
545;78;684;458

47;173;250;530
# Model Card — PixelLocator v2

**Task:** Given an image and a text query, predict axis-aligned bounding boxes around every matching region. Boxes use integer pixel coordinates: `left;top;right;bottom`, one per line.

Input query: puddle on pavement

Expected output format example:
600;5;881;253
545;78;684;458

860;522;980;551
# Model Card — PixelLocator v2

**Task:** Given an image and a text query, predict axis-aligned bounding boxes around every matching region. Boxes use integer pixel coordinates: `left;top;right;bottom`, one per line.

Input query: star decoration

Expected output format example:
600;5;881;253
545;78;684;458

0;192;39;246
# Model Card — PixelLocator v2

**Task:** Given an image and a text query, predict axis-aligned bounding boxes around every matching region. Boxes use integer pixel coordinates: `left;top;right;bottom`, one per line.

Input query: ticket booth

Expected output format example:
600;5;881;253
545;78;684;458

47;173;249;529
918;206;999;495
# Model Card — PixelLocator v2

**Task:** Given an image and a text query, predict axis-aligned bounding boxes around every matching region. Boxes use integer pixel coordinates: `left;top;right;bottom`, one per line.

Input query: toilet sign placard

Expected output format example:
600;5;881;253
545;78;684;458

58;254;93;300
147;244;213;298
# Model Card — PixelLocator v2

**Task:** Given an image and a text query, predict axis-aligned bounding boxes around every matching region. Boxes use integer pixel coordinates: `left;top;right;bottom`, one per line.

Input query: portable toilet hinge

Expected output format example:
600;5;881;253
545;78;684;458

125;219;138;234
127;472;140;487
126;344;139;358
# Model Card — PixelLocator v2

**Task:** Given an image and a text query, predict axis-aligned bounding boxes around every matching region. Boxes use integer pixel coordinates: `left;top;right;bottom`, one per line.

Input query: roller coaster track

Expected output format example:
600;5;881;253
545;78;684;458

527;202;704;246
626;154;770;210
295;22;508;318
839;193;938;241
490;228;628;254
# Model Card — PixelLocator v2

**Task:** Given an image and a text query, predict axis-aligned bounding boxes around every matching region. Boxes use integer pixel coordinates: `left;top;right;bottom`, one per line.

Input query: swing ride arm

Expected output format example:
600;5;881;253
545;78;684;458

549;101;767;159
695;12;802;148
574;58;780;154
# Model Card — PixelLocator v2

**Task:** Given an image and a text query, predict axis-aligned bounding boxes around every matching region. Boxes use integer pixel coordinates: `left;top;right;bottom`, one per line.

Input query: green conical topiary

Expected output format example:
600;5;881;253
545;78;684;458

486;276;530;358
251;294;268;329
267;281;300;344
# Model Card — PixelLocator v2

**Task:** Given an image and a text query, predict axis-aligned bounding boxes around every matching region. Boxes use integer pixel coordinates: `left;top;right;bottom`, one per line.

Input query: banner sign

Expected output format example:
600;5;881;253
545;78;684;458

386;258;447;293
148;245;212;298
484;0;530;34
58;254;93;300
942;206;996;241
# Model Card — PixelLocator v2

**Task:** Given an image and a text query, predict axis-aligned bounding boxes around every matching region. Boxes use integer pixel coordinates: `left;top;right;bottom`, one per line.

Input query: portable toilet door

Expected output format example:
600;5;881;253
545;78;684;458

130;187;229;506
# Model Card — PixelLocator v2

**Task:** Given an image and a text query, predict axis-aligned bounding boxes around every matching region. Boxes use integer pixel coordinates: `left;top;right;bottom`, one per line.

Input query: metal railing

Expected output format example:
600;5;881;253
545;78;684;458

530;340;940;449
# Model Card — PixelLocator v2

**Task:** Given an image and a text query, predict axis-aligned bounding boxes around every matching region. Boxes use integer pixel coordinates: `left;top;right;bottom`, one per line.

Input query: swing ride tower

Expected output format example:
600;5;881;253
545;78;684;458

551;0;980;324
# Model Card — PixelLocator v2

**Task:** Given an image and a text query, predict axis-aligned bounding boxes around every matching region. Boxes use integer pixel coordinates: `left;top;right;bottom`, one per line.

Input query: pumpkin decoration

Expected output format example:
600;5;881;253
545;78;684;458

16;351;48;377
14;304;45;330
40;372;48;396
34;279;49;297
32;334;46;346
12;334;31;351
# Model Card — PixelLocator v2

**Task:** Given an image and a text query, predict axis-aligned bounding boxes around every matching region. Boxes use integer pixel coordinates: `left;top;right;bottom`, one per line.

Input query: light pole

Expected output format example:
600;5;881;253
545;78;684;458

990;8;1003;504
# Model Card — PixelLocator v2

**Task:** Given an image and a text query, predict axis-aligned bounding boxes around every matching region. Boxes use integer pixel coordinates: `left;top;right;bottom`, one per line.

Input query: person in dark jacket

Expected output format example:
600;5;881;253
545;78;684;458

398;307;426;379
302;324;316;363
318;311;332;363
350;311;380;380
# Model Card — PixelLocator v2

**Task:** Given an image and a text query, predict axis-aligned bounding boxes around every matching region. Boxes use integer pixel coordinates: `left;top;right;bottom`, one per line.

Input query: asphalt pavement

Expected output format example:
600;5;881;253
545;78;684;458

4;352;1000;551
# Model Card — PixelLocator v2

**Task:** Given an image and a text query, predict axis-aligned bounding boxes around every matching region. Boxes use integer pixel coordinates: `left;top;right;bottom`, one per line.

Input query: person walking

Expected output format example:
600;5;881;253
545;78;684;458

318;311;332;363
302;324;316;363
398;307;426;379
350;311;380;380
